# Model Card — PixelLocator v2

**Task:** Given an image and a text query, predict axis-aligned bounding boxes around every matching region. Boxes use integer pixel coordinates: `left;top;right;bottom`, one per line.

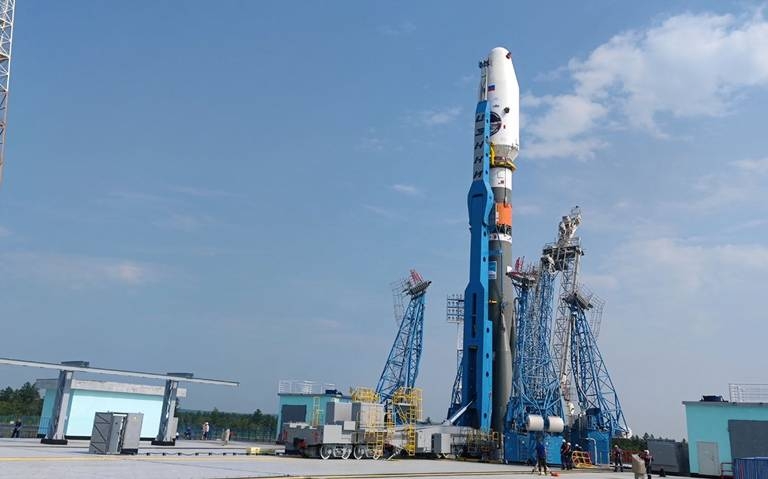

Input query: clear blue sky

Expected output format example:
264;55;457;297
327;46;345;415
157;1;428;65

2;1;767;439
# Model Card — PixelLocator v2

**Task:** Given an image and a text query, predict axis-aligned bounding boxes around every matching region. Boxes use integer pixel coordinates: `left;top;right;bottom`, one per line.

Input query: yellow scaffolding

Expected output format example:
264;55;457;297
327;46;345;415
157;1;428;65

352;386;387;460
311;396;323;426
392;387;422;456
351;387;379;403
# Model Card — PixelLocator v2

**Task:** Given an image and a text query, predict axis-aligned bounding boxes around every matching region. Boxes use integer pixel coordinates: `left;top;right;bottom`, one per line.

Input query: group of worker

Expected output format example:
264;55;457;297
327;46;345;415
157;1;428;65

534;440;654;477
557;440;584;470
533;439;583;475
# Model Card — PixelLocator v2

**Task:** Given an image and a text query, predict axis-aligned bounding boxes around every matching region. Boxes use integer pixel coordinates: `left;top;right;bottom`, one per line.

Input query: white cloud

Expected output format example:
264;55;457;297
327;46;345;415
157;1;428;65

525;9;768;158
418;107;461;126
526;137;608;160
514;204;543;216
362;204;403;220
357;135;384;152
169;186;240;198
0;252;157;288
312;318;342;330
391;184;422;196
526;94;608;140
611;237;768;298
156;213;213;232
109;262;147;284
732;157;768;174
580;273;619;291
671;157;768;213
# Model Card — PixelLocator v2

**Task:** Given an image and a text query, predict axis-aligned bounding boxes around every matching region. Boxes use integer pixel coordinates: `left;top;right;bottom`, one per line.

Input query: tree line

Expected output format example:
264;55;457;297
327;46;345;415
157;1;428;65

613;432;687;451
0;383;43;416
175;407;277;435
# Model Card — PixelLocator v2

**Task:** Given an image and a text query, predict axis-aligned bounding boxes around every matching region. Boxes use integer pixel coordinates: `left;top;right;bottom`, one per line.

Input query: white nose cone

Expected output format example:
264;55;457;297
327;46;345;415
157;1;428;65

484;47;520;164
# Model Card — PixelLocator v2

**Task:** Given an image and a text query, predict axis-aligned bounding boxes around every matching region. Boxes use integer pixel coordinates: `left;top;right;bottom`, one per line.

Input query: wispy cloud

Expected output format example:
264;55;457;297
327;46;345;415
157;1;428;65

580;273;619;291
670;157;768;213
0;252;158;288
377;21;416;36
732;157;768;174
312;318;342;330
169;186;241;199
392;184;422;196
729;218;768;231
524;9;768;158
155;213;214;232
362;204;403;220
417;107;461;127
357;135;385;152
0;226;10;238
109;190;166;204
514;204;543;216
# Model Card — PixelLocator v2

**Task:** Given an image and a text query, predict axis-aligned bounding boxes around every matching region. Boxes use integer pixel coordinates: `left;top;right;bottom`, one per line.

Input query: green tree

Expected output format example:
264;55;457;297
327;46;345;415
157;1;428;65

0;383;43;416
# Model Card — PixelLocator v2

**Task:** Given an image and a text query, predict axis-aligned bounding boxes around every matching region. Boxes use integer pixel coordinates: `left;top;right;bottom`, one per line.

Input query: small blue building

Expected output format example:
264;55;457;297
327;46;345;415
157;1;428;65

36;378;187;439
684;396;768;476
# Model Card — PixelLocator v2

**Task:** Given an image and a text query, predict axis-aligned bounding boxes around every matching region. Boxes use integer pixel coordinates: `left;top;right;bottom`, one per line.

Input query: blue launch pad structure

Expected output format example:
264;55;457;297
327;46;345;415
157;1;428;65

505;260;564;464
565;290;629;463
376;271;431;404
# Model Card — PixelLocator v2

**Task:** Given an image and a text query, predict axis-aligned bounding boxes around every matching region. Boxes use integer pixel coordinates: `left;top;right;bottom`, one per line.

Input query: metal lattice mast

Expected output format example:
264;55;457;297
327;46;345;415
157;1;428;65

566;287;629;437
446;294;464;415
507;257;563;430
546;207;583;422
0;0;14;185
375;270;431;404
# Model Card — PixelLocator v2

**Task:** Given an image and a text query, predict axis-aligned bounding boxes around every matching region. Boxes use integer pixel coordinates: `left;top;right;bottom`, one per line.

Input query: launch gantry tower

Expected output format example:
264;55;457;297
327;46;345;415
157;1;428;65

565;285;629;462
376;270;431;405
504;254;564;462
546;206;583;421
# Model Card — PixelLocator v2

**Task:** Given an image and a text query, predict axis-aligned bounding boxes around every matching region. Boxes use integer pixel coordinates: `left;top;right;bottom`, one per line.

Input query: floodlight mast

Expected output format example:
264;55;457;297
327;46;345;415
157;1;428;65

0;0;14;185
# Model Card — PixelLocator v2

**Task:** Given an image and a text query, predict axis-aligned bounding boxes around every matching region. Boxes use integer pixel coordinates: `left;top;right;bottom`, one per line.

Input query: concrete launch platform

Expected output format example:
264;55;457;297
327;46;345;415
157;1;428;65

0;438;641;479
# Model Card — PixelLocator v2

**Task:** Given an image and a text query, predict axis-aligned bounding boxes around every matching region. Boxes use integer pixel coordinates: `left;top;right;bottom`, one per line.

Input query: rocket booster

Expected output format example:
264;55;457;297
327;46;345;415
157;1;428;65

481;47;520;433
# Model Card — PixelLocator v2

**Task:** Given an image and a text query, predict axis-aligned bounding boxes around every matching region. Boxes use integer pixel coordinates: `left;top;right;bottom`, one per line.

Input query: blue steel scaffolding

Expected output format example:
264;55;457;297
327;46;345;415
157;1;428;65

376;270;431;405
565;289;629;464
505;258;564;464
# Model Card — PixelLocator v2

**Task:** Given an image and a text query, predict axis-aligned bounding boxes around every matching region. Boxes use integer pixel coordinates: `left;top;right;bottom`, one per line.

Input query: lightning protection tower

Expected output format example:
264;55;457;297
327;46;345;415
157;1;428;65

445;293;464;418
376;270;431;405
0;0;15;185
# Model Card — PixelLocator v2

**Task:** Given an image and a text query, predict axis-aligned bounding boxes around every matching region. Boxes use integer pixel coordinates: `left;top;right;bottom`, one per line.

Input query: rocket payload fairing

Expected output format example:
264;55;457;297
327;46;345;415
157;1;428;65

461;47;520;433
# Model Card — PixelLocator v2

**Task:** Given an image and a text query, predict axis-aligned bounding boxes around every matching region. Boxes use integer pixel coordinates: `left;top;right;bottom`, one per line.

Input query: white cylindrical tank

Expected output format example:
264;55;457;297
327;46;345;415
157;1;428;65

483;46;520;165
526;414;545;431
546;416;565;433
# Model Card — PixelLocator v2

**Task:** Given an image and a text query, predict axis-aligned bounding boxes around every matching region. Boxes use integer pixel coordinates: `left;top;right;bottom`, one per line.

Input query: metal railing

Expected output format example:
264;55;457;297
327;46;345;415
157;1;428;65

729;383;768;403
